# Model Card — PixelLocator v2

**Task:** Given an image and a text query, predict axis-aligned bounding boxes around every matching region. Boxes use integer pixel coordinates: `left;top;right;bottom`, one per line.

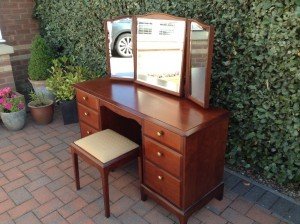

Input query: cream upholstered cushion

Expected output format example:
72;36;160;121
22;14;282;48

74;129;139;163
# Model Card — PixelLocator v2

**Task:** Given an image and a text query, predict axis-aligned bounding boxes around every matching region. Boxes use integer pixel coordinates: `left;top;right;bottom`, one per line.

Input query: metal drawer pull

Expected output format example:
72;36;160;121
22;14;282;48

157;131;164;137
86;131;91;134
157;152;163;157
84;112;89;116
158;175;163;180
82;96;87;100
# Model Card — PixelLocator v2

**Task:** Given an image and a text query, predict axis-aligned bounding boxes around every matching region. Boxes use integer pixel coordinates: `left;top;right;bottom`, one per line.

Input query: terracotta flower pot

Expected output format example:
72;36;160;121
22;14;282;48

28;100;54;125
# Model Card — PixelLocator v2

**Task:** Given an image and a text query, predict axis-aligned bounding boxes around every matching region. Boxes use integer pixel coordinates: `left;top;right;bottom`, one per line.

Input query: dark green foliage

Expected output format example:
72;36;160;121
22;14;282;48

28;35;54;80
34;0;300;184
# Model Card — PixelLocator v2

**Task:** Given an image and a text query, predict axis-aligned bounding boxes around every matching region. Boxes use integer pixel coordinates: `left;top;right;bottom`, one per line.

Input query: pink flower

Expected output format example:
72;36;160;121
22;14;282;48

0;98;3;104
18;102;24;110
4;102;12;110
0;87;12;97
4;87;12;94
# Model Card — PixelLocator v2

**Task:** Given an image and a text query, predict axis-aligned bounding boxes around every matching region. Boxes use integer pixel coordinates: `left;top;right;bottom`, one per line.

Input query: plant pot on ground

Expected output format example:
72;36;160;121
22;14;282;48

60;99;78;125
46;56;86;125
0;87;26;131
28;35;55;100
28;92;54;125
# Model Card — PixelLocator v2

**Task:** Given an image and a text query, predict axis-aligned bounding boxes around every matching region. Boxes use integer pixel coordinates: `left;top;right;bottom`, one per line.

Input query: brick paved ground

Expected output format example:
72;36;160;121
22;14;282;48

0;112;298;224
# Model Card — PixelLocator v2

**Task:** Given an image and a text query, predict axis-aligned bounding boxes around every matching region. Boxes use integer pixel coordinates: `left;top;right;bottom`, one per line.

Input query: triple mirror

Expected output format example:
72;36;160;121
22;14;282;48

104;13;214;108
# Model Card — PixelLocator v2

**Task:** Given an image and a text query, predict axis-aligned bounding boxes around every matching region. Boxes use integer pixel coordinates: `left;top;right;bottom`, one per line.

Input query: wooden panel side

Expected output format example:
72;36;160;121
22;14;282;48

183;117;229;209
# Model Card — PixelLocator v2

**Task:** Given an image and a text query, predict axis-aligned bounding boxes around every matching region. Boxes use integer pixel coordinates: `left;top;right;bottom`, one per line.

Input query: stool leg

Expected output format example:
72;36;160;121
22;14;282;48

72;152;80;190
101;169;110;218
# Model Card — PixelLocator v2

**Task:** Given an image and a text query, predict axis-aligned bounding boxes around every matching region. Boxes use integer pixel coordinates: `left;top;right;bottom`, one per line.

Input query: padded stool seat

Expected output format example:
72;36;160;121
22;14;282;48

74;129;139;164
70;129;139;218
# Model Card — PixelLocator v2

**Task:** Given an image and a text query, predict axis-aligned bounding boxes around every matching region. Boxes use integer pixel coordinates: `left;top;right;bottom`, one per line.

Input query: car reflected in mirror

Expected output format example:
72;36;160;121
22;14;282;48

110;18;132;58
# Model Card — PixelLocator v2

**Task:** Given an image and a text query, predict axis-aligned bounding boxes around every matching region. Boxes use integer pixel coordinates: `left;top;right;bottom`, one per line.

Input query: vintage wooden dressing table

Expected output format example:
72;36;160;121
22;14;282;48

74;13;229;224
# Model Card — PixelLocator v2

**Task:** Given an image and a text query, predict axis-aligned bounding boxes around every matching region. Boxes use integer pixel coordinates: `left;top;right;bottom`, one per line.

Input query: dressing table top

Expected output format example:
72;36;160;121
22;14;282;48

74;77;229;136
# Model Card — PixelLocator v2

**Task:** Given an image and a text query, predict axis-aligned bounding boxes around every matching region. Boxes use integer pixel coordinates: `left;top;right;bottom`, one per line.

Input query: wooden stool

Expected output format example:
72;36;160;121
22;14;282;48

70;129;139;218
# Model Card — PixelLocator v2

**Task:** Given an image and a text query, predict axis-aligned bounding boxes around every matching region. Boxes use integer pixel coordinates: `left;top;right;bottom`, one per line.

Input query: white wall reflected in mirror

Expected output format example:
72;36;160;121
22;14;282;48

0;29;6;43
136;18;185;93
107;18;134;79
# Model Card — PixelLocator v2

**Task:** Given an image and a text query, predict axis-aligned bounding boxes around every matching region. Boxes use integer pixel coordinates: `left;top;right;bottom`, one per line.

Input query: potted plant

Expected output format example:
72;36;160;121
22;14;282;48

46;56;86;125
28;92;54;125
0;87;26;131
28;35;55;100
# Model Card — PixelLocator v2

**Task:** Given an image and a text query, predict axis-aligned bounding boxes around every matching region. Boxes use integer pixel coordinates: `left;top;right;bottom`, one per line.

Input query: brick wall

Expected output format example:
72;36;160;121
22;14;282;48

0;0;39;91
0;45;15;90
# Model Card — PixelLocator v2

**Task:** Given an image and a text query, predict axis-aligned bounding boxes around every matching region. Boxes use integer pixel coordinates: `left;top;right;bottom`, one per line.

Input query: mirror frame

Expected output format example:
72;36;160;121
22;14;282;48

104;15;135;81
185;19;214;108
132;13;187;96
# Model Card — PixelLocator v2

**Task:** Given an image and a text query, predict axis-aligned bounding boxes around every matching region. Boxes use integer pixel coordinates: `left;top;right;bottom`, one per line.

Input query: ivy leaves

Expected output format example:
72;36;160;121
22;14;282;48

35;0;300;184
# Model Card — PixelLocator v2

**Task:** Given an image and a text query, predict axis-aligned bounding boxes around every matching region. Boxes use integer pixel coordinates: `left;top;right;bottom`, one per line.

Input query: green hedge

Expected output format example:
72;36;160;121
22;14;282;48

34;0;300;184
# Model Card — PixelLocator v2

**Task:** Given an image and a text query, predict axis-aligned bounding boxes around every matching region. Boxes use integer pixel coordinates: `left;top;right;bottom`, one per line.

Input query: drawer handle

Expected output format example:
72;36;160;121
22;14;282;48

158;175;163;180
157;131;164;137
82;96;87;101
84;112;89;116
157;152;163;157
86;131;91;134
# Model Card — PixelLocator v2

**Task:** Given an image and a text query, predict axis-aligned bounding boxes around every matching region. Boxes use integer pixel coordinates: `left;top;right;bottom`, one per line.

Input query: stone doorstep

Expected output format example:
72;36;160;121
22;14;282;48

0;44;14;55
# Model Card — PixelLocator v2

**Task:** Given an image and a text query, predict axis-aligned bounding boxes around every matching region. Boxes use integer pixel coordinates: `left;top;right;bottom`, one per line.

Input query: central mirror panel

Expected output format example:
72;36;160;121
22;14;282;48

135;15;186;95
105;17;134;79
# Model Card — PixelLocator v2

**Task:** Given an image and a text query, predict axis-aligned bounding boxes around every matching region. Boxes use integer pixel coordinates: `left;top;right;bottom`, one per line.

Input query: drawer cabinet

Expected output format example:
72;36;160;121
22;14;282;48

143;121;183;208
76;89;101;139
78;104;100;129
144;160;181;207
144;120;182;152
144;137;181;179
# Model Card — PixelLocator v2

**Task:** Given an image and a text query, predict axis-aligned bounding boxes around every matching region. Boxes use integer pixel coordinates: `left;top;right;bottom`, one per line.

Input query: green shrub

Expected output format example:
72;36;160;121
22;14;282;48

46;56;86;101
28;35;55;81
35;0;300;184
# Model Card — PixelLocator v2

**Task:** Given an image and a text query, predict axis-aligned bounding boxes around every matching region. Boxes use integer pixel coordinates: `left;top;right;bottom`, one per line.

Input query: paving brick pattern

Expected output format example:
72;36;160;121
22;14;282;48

0;113;298;224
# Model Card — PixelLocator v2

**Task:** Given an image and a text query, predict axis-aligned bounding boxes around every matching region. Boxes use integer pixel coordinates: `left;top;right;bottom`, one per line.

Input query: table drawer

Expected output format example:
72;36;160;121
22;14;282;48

144;137;181;178
76;89;99;111
144;120;182;153
78;103;100;129
80;122;99;138
144;160;181;207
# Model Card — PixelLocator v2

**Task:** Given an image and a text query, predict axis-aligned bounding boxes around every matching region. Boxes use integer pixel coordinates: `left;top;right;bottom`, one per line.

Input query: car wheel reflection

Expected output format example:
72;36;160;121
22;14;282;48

115;33;132;57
